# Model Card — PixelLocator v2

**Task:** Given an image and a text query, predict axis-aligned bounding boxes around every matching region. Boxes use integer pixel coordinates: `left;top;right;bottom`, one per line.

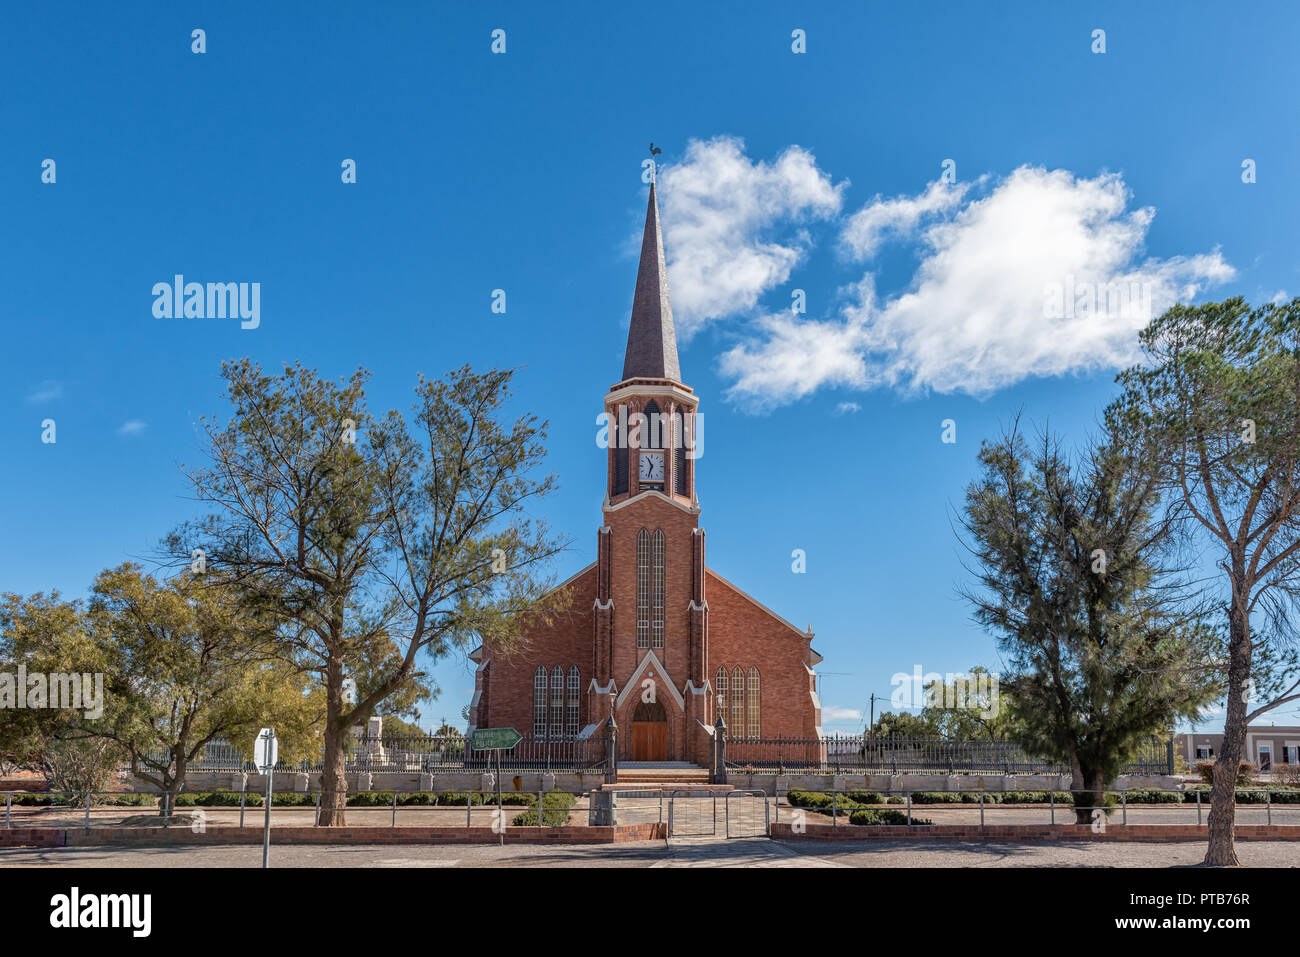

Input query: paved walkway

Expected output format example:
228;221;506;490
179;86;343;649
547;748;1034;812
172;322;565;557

0;837;1296;868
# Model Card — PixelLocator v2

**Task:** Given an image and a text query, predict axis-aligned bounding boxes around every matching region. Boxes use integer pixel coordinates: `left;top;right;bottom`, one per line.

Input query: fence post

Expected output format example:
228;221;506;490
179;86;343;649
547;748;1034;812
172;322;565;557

467;794;472;828
1122;790;1127;826
832;791;837;827
777;734;784;775
163;791;171;825
1166;737;1176;775
979;790;984;827
714;715;728;785
240;785;246;828
1049;790;1054;826
604;716;619;785
906;791;912;826
85;792;91;829
4;792;9;829
1267;790;1272;826
1196;790;1202;826
391;790;398;828
314;792;320;827
538;786;544;828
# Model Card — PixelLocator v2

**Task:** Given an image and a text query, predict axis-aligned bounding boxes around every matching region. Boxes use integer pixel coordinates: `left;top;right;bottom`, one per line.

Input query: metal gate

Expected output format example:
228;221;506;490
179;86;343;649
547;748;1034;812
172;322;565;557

667;790;770;839
723;790;770;838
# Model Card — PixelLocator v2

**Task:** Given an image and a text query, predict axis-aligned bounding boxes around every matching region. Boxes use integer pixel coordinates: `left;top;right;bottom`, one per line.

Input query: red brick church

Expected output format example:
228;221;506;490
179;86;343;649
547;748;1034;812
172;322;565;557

469;182;823;769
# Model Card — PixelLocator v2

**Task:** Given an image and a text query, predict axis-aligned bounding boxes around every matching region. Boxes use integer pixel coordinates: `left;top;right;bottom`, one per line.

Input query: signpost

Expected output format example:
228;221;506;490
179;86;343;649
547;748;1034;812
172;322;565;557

470;728;521;845
470;727;522;751
255;728;277;868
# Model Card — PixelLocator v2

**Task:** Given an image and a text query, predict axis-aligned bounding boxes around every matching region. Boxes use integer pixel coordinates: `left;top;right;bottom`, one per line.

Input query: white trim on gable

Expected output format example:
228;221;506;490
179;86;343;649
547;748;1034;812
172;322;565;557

603;489;700;515
615;649;685;712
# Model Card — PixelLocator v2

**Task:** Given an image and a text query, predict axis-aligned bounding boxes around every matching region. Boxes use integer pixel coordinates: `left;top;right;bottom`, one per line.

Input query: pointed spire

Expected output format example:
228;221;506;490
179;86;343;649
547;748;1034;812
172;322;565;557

622;182;682;383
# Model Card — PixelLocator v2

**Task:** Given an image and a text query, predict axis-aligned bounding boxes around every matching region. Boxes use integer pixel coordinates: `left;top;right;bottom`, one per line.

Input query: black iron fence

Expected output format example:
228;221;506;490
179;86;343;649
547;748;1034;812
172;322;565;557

725;734;1174;775
129;733;608;775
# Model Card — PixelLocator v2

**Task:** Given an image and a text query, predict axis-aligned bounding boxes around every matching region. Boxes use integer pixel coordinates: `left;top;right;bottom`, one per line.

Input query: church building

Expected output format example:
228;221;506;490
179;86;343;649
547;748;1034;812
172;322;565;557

469;182;823;770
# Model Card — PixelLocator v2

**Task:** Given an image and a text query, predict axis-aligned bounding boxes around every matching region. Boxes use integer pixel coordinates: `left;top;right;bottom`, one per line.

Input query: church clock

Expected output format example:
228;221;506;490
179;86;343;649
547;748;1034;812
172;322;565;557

639;451;665;489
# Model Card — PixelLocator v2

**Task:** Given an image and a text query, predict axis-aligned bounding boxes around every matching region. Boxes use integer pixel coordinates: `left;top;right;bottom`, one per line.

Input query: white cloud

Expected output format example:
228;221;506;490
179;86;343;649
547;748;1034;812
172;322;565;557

834;401;861;415
841;179;969;260
658;136;845;338
27;380;63;403
117;420;148;436
822;705;863;722
723;166;1234;405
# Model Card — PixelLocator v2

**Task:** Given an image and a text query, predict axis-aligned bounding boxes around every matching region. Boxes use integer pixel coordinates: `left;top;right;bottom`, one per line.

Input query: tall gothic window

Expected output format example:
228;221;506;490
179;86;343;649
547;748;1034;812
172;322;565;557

636;529;650;648
673;410;690;496
566;666;580;737
731;666;744;738
651;529;665;648
550;665;564;739
533;667;547;737
747;667;761;739
642;400;663;449
613;406;629;494
715;667;728;726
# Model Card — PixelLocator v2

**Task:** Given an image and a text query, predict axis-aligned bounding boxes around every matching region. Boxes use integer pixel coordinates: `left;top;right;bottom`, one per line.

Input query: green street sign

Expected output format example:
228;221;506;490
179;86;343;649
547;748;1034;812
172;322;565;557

471;727;522;751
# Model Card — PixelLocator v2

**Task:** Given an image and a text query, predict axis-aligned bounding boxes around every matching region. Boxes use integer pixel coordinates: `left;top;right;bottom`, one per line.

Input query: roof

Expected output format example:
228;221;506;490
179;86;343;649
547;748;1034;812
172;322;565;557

621;182;682;383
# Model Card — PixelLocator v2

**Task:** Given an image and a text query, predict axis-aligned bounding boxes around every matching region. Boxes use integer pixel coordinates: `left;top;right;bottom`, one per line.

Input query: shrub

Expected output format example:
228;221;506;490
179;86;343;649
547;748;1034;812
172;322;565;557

849;808;931;826
1196;761;1256;786
1118;789;1181;804
909;791;961;804
511;807;569;826
842;790;884;805
432;791;485;806
1270;764;1300;786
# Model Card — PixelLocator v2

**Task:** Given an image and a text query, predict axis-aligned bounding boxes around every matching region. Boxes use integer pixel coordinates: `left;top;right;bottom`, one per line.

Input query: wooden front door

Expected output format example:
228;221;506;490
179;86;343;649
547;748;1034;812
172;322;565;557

631;699;668;761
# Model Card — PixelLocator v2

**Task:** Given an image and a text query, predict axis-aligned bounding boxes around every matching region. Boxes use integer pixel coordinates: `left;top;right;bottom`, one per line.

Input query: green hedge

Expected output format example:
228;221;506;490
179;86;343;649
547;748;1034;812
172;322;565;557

849;808;932;826
511;807;570;826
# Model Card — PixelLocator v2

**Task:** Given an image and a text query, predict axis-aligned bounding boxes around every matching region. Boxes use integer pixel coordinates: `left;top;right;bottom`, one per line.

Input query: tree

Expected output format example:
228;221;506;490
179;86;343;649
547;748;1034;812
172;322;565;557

173;361;566;825
86;565;321;809
1;567;320;812
1114;297;1300;865
868;711;939;738
959;420;1222;823
919;666;1017;739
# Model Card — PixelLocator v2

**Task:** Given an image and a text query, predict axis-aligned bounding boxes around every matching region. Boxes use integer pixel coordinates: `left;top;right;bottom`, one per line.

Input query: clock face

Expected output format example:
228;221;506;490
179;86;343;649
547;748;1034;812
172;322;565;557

639;452;665;483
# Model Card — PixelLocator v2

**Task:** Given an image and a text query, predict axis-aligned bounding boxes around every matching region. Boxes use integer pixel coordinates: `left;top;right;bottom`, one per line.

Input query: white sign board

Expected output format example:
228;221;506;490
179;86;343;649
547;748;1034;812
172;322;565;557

254;728;278;770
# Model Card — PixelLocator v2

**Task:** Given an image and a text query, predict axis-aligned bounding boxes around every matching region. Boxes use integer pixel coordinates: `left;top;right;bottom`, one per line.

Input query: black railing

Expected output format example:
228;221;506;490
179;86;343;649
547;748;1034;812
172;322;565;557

129;733;607;774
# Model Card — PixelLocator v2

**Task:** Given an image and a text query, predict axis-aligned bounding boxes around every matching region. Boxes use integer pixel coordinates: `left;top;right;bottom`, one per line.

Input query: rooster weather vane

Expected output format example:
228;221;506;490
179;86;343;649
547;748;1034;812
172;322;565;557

648;142;662;182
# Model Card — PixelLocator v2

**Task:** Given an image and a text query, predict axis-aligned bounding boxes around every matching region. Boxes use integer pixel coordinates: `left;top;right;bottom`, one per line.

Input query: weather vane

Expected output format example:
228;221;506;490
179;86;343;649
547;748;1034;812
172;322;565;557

648;142;662;182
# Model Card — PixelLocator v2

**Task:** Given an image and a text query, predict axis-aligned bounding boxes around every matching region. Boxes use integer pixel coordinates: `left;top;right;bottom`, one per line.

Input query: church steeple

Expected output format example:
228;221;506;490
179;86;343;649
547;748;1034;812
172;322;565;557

621;182;682;383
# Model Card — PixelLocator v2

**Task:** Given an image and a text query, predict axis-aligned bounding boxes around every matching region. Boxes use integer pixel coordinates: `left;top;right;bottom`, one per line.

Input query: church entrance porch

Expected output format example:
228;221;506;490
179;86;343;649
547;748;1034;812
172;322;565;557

630;699;668;761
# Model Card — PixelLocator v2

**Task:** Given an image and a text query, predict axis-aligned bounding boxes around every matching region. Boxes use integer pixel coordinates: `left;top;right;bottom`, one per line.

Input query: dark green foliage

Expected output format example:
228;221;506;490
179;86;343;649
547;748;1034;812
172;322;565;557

848;808;930;826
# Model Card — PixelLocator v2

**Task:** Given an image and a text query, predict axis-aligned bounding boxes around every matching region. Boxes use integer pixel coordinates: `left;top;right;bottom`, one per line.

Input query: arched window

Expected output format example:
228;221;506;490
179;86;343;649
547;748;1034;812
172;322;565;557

550;665;564;739
673;410;690;496
747;667;760;739
636;529;650;648
566;666;580;737
651;529;665;648
715;667;728;726
533;667;547;737
731;666;744;738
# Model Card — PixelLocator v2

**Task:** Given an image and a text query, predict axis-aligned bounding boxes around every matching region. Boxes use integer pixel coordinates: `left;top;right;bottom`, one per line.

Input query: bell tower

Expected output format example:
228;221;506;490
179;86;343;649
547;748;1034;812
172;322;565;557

591;180;711;765
603;181;699;508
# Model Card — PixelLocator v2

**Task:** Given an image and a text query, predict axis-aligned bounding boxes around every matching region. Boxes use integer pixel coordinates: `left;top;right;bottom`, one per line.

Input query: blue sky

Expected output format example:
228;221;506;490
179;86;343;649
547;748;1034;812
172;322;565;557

3;2;1299;732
